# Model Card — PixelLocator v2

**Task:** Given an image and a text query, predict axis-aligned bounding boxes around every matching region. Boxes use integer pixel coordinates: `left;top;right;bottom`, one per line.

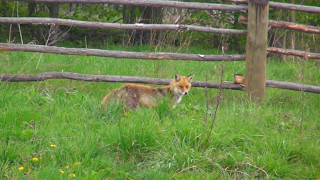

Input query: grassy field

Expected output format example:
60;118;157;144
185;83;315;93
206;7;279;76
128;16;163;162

1;46;320;179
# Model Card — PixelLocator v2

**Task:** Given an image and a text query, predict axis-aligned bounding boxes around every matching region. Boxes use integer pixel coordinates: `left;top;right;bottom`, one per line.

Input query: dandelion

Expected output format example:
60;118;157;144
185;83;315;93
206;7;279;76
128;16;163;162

74;161;81;166
32;157;39;162
59;169;65;174
65;165;69;169
151;165;156;169
50;144;57;148
18;166;24;171
69;173;76;178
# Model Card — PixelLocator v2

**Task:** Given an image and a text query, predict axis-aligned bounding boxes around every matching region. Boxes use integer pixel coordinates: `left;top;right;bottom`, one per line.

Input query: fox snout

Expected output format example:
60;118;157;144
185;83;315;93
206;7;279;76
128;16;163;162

180;89;189;95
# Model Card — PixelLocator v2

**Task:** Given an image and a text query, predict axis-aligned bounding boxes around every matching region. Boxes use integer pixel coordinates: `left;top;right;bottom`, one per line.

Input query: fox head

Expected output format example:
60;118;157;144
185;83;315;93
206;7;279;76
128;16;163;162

170;73;194;97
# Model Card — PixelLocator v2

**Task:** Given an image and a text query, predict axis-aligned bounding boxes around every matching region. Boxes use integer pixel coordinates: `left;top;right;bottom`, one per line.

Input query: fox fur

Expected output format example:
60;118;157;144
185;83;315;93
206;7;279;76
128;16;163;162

101;73;194;110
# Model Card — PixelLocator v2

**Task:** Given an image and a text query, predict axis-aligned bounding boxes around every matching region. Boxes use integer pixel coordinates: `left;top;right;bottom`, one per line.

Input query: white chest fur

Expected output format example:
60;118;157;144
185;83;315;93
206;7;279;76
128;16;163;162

172;95;183;108
176;95;183;104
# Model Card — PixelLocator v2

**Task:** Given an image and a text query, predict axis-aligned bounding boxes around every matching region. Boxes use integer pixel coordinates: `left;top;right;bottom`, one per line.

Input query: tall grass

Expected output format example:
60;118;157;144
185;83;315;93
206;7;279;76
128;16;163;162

0;46;319;179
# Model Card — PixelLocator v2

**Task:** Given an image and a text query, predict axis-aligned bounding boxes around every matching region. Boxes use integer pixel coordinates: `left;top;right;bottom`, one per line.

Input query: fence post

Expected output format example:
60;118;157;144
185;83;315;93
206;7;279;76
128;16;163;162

245;0;269;102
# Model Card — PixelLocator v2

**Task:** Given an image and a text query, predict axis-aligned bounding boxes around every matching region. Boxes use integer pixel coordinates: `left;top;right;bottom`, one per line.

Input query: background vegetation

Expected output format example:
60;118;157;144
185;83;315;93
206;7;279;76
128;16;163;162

0;0;320;179
0;0;319;52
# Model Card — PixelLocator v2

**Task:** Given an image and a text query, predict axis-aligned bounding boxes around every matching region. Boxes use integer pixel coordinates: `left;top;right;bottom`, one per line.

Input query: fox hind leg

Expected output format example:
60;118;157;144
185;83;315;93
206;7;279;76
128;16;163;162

123;92;139;110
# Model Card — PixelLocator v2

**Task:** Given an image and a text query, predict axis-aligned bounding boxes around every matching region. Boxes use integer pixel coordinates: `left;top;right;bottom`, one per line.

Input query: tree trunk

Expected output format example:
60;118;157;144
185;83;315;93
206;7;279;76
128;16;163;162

27;2;37;16
48;3;60;18
122;5;163;45
123;5;138;44
0;0;10;17
140;7;163;45
289;0;296;60
282;29;287;60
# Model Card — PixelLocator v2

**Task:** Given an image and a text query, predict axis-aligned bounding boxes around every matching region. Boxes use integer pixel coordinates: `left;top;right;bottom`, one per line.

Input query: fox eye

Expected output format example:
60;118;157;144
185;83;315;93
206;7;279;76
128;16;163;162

185;86;189;89
179;86;183;89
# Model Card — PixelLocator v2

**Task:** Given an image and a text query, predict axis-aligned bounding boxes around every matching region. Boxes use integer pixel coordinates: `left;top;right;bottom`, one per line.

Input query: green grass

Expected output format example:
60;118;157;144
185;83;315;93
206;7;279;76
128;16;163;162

0;46;320;179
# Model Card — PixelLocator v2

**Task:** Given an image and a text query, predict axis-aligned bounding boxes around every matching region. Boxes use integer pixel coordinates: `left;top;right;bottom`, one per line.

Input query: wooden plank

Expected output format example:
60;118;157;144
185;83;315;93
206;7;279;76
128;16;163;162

0;17;247;35
269;1;320;14
223;0;320;13
267;47;320;59
0;43;245;61
266;80;320;94
239;16;320;34
0;72;243;90
1;72;320;94
14;0;248;11
245;0;269;102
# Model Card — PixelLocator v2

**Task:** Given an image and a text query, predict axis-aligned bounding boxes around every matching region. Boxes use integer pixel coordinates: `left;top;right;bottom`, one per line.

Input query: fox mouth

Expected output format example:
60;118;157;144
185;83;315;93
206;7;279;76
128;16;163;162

173;88;188;96
177;92;187;96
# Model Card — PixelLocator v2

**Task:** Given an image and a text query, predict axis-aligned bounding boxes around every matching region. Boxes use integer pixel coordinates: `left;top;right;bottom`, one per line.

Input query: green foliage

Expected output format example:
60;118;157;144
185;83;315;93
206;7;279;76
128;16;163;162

0;1;320;179
0;47;319;178
62;4;121;22
1;1;319;51
270;0;320;26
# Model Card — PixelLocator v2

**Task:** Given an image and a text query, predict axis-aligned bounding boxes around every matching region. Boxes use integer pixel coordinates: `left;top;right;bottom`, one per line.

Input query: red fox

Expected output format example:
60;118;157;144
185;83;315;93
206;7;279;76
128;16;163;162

101;73;194;110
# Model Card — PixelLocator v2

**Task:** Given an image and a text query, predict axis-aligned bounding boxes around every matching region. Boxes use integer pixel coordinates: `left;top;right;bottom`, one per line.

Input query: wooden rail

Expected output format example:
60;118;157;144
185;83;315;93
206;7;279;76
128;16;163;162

267;47;320;59
0;17;247;35
239;16;320;34
13;0;248;11
13;0;320;13
0;72;244;90
223;0;320;13
1;43;319;60
0;43;246;61
1;72;320;94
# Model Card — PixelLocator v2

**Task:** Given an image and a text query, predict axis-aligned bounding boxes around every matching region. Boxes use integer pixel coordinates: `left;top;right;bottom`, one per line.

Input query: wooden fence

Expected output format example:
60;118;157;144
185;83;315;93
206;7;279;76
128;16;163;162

1;0;320;101
1;72;320;94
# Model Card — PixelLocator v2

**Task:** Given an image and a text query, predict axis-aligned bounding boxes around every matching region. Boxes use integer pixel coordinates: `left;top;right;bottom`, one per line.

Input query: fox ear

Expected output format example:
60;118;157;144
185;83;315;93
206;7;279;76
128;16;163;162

187;74;194;82
174;73;181;82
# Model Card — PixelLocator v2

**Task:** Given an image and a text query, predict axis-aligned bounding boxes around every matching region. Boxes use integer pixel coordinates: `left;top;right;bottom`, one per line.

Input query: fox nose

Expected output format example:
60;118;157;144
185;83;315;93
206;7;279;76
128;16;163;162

184;92;188;95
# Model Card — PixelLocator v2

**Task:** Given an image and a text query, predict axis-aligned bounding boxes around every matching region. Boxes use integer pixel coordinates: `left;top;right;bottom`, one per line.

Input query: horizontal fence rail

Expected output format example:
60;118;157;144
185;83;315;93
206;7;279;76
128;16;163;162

0;72;244;90
266;80;320;94
13;0;248;11
223;0;320;13
267;47;320;59
238;16;320;34
1;72;320;94
0;17;247;35
14;0;320;13
0;43;246;61
269;1;320;13
1;43;319;60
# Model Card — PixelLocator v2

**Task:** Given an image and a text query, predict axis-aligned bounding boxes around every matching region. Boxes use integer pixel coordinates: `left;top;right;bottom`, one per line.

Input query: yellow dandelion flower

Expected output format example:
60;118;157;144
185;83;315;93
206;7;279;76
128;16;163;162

32;157;39;162
69;173;76;178
50;144;57;148
151;165;156;169
18;166;24;171
59;169;65;174
65;165;69;169
74;161;81;166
